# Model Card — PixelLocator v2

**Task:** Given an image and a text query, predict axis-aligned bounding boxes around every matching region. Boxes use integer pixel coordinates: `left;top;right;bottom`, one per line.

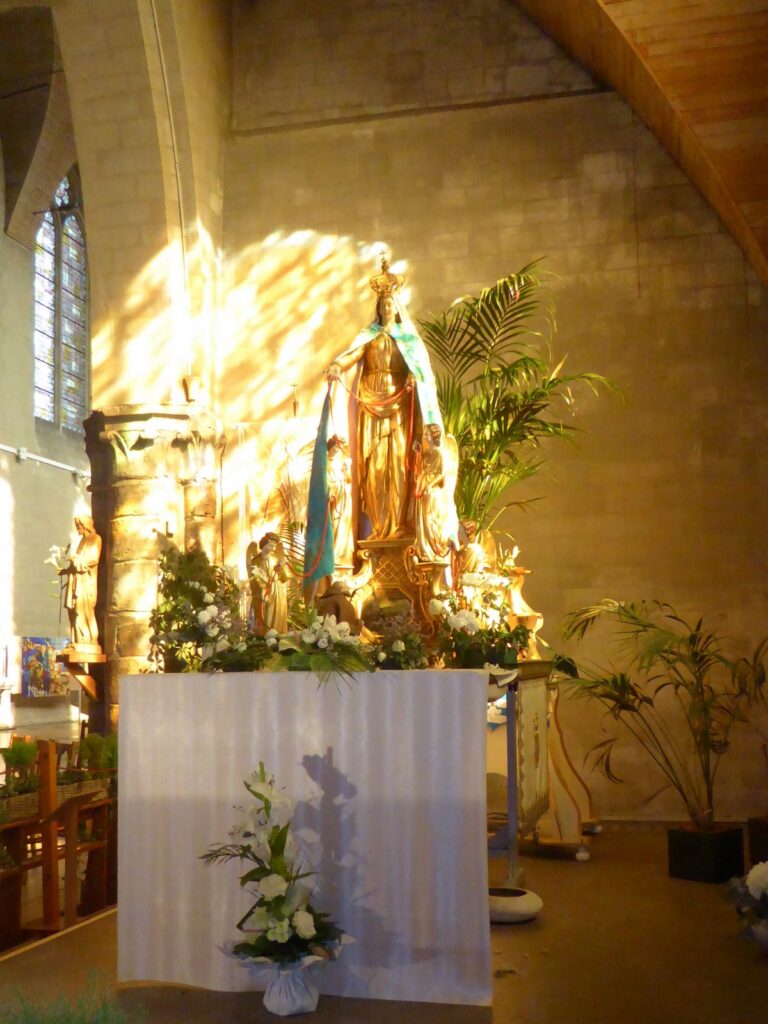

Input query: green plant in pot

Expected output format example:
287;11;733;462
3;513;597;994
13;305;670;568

1;740;39;797
418;262;617;531
563;599;767;882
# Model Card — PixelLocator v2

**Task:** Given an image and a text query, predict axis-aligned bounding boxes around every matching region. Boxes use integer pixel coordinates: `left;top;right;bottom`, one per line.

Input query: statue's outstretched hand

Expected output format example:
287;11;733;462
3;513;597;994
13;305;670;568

326;362;341;382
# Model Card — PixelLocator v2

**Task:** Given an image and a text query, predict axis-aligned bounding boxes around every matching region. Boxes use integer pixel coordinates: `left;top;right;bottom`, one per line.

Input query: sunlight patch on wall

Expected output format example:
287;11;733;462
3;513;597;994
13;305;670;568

218;231;408;572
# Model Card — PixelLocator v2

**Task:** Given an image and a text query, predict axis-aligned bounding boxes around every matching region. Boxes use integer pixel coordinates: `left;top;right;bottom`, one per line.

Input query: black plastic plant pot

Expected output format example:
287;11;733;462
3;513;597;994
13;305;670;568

667;824;744;883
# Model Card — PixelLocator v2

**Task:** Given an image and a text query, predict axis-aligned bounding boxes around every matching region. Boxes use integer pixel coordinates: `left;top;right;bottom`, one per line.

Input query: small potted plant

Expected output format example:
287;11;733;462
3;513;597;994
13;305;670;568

563;600;767;882
729;860;768;952
201;764;350;1016
0;740;40;821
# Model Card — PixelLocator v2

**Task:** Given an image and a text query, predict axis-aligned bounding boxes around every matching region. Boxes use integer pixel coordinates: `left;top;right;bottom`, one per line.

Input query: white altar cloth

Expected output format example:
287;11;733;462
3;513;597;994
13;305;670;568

118;670;491;1005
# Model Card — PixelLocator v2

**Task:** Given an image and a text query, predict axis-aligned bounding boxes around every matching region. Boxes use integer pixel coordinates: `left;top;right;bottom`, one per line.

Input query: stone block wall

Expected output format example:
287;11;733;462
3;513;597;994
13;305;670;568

224;0;768;821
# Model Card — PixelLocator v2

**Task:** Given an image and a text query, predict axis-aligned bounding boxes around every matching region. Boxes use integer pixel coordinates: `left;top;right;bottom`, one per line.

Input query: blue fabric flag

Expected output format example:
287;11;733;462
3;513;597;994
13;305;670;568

303;391;335;585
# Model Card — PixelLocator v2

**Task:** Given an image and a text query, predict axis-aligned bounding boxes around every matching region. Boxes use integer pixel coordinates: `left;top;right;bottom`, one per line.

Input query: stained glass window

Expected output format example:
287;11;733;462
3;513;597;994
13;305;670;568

33;172;89;430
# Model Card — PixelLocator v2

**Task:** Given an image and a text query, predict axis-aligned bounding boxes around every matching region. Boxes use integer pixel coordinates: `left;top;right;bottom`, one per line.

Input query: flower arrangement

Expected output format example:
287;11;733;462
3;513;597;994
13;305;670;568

266;612;374;681
200;764;347;965
369;614;430;670
149;543;270;673
729;861;768;949
430;596;529;669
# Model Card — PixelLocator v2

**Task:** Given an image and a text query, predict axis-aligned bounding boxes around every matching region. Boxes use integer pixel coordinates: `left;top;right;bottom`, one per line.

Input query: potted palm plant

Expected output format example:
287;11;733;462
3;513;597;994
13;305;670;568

418;262;616;530
563;599;767;882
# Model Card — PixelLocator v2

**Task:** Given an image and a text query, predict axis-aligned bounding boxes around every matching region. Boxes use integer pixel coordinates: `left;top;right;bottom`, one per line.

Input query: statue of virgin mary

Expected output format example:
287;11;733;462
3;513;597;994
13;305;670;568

304;256;459;589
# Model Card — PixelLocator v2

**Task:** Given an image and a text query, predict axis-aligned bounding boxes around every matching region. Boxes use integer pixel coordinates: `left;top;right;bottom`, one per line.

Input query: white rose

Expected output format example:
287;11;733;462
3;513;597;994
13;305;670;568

206;624;219;637
337;621;351;638
215;637;229;652
746;861;768;900
266;629;278;639
292;909;316;939
301;630;316;645
391;640;405;653
377;651;387;662
317;636;329;649
258;874;289;900
197;609;209;624
266;636;277;648
204;593;214;604
428;599;445;616
266;918;292;943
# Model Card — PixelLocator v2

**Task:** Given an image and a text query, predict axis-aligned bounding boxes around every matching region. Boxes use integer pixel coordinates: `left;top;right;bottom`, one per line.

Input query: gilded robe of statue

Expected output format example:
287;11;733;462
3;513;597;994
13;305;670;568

356;329;414;539
304;257;460;591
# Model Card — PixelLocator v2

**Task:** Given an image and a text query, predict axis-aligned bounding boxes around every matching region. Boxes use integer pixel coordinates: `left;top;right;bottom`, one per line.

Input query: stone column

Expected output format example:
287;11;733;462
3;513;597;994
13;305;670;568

84;404;223;730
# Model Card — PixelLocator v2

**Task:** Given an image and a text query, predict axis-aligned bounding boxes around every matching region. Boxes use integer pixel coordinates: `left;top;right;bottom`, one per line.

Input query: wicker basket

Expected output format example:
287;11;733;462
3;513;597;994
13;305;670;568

0;790;40;823
1;779;109;824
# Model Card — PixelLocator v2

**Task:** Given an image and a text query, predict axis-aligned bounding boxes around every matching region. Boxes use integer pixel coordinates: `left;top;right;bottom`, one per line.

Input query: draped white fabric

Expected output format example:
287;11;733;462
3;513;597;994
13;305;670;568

117;671;492;1006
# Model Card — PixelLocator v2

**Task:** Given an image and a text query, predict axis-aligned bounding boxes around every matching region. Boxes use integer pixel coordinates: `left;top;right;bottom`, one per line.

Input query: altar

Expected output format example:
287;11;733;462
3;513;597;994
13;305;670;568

118;670;492;1006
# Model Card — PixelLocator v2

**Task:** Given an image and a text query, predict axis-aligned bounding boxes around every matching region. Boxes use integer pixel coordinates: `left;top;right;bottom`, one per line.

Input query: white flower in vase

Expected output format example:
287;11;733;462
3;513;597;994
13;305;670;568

258;874;289;900
428;598;445;617
317;637;329;649
292;909;317;939
391;640;405;653
301;630;316;645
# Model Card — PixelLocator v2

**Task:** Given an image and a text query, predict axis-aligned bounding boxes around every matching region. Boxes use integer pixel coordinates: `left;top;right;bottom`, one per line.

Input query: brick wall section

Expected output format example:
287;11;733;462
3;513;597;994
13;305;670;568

232;0;597;131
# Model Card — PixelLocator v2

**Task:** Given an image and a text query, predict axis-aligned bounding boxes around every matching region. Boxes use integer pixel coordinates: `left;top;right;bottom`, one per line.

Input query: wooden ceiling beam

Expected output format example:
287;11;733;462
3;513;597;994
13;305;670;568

515;0;768;288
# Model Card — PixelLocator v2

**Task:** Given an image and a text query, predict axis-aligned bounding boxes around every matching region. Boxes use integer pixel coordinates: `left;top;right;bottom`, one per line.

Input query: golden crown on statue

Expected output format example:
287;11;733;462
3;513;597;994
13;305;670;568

369;252;403;298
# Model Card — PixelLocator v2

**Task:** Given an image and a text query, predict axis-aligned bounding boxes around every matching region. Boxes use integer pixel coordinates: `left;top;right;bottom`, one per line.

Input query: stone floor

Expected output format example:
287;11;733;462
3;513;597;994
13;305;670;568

1;830;766;1023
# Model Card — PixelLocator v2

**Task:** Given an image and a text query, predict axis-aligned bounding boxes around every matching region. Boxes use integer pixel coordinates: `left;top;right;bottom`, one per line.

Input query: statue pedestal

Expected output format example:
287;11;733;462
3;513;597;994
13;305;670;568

354;537;444;632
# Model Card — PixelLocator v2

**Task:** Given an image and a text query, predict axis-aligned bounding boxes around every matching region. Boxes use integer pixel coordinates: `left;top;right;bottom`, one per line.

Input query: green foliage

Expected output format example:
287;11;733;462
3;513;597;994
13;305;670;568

419;263;616;529
79;733;118;772
1;740;39;797
148;542;251;672
563;599;768;829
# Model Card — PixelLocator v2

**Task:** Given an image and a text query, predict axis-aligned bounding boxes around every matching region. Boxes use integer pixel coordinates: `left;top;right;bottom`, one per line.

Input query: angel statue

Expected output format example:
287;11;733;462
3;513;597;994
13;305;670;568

247;532;289;634
413;423;459;563
304;254;460;593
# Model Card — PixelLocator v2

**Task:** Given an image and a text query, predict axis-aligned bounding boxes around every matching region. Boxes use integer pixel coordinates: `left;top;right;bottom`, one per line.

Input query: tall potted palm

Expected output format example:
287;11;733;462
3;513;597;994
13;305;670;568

563;599;767;881
418;263;616;530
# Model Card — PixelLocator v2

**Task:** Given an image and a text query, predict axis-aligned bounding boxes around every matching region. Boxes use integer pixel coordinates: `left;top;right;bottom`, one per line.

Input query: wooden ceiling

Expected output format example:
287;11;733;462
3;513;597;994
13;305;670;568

516;0;768;287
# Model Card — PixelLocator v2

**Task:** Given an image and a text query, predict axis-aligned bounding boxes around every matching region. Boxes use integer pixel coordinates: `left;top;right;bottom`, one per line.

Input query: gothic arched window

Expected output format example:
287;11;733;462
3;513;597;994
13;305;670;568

33;172;89;431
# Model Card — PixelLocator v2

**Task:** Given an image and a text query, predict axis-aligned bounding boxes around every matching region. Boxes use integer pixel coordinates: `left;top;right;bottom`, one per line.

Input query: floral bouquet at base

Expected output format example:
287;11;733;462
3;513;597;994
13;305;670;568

201;764;351;1015
430;596;529;670
265;613;374;682
369;614;430;670
729;861;768;951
